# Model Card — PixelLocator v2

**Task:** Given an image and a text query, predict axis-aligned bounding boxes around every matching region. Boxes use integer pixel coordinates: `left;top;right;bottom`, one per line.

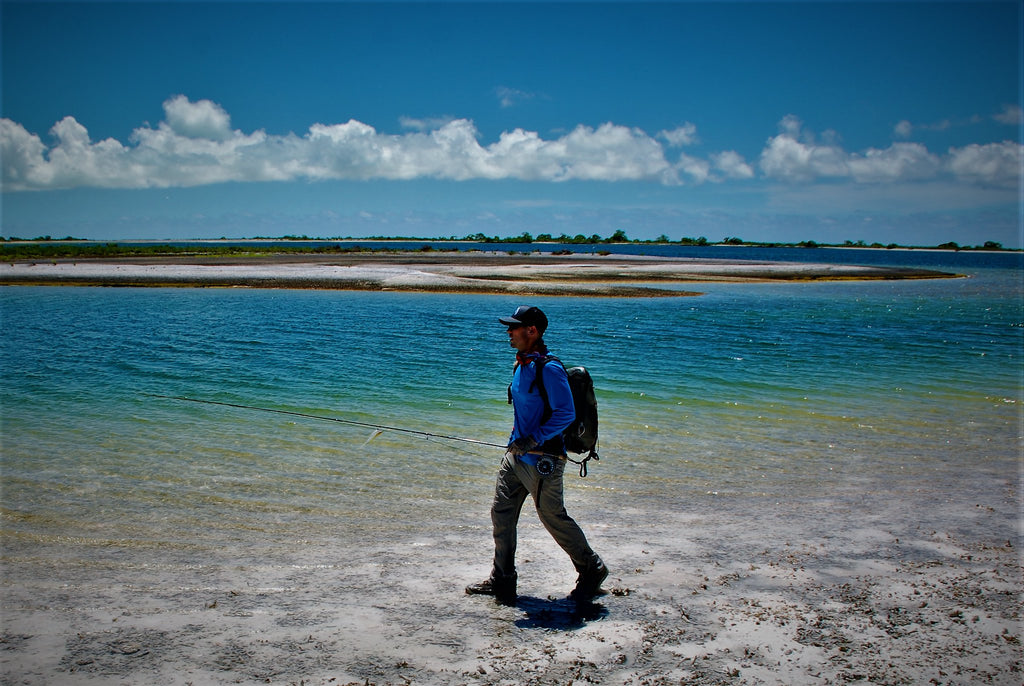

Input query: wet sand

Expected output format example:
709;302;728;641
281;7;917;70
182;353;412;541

0;251;960;295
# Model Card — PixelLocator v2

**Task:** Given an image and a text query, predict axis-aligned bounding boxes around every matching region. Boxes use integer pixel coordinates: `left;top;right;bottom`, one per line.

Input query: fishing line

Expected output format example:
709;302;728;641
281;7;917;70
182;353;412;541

143;394;507;449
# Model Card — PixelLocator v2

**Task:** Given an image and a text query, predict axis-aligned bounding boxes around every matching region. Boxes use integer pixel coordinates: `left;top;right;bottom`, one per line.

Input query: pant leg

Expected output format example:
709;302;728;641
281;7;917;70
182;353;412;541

518;457;601;572
490;452;529;578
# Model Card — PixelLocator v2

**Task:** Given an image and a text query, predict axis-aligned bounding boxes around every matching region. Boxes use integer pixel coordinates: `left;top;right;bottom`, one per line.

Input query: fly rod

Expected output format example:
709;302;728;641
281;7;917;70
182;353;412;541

143;394;507;449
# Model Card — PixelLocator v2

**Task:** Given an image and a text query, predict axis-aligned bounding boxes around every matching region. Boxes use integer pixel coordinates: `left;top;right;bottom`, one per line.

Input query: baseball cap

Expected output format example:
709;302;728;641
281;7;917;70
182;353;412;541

498;305;548;333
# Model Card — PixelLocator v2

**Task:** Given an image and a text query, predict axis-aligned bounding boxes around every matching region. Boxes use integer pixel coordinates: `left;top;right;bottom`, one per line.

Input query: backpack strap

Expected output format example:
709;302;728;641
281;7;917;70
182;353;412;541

509;355;566;457
531;355;555;423
508;355;559;411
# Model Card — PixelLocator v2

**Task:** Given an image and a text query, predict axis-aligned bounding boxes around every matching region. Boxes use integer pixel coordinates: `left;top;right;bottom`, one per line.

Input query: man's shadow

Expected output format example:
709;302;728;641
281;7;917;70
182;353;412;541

510;594;609;630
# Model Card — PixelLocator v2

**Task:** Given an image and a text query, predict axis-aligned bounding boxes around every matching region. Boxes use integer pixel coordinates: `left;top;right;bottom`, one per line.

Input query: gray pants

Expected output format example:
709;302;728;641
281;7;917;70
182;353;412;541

490;452;600;579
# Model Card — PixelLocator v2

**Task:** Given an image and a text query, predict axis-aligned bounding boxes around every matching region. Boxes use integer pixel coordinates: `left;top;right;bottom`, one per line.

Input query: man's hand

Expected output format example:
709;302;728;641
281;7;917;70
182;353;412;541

508;436;539;457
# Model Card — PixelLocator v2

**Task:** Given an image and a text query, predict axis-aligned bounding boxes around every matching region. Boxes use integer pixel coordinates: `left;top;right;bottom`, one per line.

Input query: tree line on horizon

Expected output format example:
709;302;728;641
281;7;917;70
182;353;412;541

0;230;1012;258
452;230;1007;252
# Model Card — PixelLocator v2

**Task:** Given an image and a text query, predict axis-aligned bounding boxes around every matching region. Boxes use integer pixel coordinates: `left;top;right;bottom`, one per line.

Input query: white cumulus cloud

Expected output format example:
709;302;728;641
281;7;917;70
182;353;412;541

2;98;1020;192
0;97;683;190
675;153;709;184
163;95;233;141
759;118;849;181
711;151;755;180
947;141;1023;187
659;123;698;147
847;143;942;183
760;115;1019;188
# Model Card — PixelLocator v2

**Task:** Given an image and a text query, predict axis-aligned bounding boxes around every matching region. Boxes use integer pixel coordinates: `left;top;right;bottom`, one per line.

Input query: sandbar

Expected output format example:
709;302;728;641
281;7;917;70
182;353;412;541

0;251;960;296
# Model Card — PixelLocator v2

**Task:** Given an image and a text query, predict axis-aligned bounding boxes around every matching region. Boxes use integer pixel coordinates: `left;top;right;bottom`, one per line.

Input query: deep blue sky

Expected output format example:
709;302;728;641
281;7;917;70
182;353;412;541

2;1;1021;246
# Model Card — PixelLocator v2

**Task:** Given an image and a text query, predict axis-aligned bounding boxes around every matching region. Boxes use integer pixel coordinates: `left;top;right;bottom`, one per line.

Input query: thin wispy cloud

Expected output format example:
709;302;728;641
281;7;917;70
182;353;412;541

894;105;1019;138
1;96;1020;192
399;115;459;132
495;86;537;109
993;104;1023;126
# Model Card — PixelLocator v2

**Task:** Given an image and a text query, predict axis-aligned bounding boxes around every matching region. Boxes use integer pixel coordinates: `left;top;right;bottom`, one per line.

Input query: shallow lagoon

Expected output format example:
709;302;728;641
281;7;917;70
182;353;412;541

1;253;1020;684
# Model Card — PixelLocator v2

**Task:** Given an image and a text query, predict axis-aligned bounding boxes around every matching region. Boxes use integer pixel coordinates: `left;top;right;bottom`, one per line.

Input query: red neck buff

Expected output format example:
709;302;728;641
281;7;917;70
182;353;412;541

515;342;549;368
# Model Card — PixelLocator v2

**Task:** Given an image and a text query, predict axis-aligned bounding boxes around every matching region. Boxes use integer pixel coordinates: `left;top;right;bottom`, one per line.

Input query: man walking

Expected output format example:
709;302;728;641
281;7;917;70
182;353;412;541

466;305;607;604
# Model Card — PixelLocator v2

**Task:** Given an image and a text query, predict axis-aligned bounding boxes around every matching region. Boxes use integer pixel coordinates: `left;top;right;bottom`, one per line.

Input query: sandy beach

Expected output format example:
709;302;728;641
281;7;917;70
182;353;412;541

3;489;1019;685
0;251;960;295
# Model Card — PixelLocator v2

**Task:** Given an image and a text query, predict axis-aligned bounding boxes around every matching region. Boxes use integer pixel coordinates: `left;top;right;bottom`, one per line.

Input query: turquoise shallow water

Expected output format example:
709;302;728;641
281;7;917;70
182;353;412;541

1;252;1020;569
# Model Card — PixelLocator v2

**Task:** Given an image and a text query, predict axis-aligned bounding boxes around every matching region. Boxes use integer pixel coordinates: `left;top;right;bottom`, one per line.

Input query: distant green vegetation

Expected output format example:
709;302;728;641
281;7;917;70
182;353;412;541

369;230;1012;251
0;241;460;260
1;231;1015;260
457;231;1011;251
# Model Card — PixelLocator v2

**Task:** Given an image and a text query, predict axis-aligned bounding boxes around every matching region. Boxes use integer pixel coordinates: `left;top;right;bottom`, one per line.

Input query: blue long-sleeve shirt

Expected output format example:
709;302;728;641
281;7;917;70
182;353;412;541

508;355;575;458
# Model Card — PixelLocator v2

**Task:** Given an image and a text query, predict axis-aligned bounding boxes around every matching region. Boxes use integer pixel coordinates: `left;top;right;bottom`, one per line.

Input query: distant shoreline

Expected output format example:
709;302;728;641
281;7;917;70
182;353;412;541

0;251;962;296
1;237;1018;254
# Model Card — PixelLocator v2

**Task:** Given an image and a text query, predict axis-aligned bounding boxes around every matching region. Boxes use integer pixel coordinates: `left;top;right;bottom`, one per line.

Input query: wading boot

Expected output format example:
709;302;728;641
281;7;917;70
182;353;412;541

570;560;608;600
465;574;517;605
